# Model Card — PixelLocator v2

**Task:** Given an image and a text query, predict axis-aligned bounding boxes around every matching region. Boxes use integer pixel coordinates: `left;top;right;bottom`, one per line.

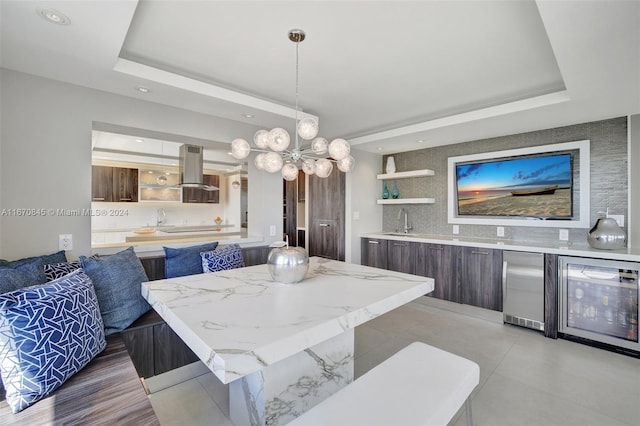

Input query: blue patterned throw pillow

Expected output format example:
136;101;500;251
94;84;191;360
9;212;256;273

164;241;219;278
201;244;245;273
0;270;106;413
80;247;150;335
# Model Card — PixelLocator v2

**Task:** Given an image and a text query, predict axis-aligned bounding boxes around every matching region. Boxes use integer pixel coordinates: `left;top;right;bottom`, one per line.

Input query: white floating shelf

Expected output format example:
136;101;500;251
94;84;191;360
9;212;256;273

377;198;435;205
377;169;435;180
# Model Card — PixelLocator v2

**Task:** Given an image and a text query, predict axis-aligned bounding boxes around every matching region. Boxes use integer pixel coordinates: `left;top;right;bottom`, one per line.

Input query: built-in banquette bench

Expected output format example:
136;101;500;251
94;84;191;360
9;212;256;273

0;245;270;424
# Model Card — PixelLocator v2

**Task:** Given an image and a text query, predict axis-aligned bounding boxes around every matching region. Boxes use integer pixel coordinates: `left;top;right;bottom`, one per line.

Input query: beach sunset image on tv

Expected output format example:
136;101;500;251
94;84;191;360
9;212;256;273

455;153;573;218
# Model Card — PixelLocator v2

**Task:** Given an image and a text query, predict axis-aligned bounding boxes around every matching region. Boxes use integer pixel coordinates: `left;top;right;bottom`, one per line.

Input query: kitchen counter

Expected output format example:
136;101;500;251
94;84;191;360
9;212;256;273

362;232;640;262
92;225;265;256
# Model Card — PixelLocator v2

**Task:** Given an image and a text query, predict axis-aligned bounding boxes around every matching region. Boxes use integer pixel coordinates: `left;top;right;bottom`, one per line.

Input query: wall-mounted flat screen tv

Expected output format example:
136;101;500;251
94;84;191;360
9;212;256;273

455;152;573;219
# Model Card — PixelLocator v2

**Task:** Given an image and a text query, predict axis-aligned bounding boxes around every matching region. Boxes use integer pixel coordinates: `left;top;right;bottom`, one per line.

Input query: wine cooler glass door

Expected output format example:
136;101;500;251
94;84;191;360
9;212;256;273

560;256;639;351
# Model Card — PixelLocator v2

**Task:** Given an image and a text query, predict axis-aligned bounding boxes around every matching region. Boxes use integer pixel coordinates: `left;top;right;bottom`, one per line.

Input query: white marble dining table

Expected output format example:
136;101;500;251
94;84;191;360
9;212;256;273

141;257;434;426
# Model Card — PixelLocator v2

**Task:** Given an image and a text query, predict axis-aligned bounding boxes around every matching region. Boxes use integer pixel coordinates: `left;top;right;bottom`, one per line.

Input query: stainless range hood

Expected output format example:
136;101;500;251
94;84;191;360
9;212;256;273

179;144;219;191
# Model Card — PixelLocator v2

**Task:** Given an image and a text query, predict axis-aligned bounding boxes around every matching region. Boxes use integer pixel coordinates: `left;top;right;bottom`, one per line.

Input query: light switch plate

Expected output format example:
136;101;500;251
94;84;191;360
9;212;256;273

497;226;505;237
452;225;459;235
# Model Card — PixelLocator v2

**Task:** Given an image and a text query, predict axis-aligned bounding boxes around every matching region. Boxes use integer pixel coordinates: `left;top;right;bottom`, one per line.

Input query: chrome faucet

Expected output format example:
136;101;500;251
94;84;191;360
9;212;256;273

156;208;166;226
398;208;412;234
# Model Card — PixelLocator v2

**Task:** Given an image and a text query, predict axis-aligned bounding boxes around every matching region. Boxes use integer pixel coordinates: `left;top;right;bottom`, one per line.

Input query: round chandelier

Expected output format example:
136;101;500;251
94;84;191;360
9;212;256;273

230;29;355;181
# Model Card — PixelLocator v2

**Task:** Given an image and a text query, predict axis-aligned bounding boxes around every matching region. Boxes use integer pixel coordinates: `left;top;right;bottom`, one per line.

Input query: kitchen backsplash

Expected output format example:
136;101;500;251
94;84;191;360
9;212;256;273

91;202;226;230
382;117;628;244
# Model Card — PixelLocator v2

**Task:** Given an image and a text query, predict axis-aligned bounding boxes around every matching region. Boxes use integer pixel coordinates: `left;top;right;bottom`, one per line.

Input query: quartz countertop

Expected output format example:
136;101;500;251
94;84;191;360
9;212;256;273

362;232;640;262
141;257;434;384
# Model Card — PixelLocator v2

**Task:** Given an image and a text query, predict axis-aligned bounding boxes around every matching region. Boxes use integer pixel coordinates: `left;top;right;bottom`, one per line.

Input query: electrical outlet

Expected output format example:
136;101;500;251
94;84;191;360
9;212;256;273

59;234;73;251
353;211;360;220
559;229;569;241
452;225;459;235
497;226;505;237
607;214;625;227
269;225;276;236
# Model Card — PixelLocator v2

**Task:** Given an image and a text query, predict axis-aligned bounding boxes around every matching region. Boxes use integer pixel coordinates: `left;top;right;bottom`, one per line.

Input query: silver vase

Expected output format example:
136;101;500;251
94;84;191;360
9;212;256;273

587;218;626;250
267;246;309;283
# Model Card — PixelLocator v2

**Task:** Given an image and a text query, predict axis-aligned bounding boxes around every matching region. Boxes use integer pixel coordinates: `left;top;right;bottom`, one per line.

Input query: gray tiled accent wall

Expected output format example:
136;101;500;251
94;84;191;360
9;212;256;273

381;117;628;245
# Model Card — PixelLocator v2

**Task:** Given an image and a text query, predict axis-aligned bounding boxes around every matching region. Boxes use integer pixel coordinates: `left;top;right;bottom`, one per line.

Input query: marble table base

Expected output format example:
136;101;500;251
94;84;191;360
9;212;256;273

229;329;354;426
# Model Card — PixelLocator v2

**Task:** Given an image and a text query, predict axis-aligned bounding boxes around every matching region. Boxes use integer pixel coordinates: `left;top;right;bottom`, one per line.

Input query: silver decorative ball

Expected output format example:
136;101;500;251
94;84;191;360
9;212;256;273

267;246;309;284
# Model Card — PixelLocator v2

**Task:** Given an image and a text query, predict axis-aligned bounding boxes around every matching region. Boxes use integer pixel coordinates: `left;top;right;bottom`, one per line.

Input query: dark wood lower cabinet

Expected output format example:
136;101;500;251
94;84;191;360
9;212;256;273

544;253;559;338
387;240;416;274
417;243;458;301
361;238;503;312
361;238;388;269
459;246;503;311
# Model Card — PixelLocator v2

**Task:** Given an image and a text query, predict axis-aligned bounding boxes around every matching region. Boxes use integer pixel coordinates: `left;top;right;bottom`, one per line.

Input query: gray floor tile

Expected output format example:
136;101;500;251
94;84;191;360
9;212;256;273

149;299;640;426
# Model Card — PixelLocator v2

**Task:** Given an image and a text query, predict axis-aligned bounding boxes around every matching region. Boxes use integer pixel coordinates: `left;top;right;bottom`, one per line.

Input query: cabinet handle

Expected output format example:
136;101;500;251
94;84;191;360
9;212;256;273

429;247;443;251
92;197;105;201
319;223;330;227
188;199;198;202
471;250;489;255
368;241;380;244
393;243;408;246
119;198;132;201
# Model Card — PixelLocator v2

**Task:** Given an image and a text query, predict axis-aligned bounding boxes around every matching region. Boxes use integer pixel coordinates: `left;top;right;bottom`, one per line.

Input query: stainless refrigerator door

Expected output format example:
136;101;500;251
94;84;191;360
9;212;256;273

503;251;544;331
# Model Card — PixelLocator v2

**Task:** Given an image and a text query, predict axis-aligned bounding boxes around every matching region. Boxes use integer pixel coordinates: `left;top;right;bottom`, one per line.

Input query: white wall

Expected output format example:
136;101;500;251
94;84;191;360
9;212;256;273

630;114;640;248
0;69;281;260
345;148;383;264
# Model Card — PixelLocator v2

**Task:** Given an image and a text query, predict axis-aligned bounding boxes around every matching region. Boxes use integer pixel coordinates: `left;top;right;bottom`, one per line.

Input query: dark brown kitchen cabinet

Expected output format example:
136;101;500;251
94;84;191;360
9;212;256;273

459;246;503;311
91;166;113;202
417;243;459;301
92;166;138;202
112;167;138;202
283;178;298;246
182;175;220;203
387;240;416;274
361;238;388;269
308;170;345;261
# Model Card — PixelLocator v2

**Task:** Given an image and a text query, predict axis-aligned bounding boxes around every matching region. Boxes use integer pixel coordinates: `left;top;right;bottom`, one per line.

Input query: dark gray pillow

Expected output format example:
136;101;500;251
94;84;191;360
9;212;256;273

80;247;151;335
0;251;67;285
163;241;219;278
0;269;35;294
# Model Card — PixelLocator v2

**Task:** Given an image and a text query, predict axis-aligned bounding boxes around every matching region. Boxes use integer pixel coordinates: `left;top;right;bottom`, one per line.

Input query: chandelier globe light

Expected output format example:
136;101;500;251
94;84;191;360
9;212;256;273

230;29;355;181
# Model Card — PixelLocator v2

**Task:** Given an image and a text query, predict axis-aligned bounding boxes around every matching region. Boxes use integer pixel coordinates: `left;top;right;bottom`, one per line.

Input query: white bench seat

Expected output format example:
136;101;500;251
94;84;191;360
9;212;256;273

289;342;480;426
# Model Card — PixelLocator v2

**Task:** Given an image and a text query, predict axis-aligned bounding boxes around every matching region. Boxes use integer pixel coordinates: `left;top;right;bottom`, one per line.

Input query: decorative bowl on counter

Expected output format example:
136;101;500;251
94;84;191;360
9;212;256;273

267;241;309;284
133;227;156;235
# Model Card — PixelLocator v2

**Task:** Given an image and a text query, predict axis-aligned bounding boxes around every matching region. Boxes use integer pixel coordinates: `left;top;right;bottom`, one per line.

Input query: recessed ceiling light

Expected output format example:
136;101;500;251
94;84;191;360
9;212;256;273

37;8;70;25
135;138;144;143
417;139;425;144
136;86;151;93
377;147;384;151
243;114;254;119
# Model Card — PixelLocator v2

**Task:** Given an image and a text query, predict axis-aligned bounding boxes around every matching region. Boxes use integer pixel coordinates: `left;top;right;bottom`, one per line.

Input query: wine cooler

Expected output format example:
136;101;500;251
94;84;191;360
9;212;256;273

559;256;639;352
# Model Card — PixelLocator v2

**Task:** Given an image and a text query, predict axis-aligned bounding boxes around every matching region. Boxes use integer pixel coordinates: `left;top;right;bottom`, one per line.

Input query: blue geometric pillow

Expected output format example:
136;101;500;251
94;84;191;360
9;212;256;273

201;244;245;273
0;270;106;413
164;241;219;278
80;247;150;335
